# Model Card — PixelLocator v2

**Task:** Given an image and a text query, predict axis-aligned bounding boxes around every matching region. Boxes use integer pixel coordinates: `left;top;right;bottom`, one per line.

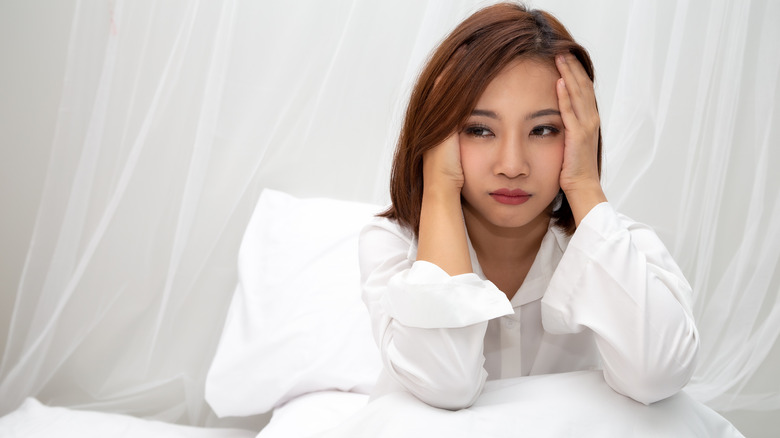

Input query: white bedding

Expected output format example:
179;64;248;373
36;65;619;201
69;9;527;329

257;391;369;438
0;398;255;438
0;372;744;438
313;371;743;438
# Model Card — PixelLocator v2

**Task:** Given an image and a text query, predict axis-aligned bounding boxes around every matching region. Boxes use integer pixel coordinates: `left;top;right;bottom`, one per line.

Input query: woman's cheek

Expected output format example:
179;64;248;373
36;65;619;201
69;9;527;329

542;144;565;185
459;141;478;180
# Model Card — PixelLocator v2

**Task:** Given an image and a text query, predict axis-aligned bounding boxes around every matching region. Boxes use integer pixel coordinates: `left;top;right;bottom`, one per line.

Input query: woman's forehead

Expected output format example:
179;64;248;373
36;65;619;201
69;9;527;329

473;59;560;111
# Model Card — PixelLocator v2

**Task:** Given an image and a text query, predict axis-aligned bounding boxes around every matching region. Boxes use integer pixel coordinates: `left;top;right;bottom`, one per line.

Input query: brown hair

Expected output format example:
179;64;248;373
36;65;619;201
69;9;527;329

380;2;602;237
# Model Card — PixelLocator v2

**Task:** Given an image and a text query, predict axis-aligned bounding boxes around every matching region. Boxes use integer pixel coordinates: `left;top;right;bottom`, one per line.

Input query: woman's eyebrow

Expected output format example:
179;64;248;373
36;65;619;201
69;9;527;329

526;108;561;120
470;108;561;120
471;109;499;119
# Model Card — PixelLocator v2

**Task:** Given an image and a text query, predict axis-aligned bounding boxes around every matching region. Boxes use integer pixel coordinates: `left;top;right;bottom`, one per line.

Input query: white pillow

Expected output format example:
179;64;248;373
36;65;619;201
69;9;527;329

206;189;383;417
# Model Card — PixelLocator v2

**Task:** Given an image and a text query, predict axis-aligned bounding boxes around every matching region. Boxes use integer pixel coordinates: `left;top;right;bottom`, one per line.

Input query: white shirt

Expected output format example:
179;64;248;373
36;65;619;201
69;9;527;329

358;202;699;410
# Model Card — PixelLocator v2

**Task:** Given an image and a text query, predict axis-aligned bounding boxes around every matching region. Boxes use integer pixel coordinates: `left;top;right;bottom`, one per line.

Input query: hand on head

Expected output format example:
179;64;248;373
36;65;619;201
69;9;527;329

554;53;602;195
554;53;607;225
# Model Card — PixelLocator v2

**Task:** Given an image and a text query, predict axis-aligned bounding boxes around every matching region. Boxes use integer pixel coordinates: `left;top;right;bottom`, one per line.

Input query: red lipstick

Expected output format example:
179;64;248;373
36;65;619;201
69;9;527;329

490;188;531;205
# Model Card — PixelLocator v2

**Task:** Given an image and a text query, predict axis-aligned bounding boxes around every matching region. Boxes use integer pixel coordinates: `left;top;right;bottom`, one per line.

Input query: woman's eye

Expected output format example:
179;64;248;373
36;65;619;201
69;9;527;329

464;125;494;137
530;125;559;137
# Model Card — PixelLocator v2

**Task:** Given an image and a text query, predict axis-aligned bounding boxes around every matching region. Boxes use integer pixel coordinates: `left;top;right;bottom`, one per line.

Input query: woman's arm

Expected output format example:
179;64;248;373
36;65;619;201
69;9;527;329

360;136;513;409
542;203;699;404
416;133;472;275
359;220;513;409
551;53;698;403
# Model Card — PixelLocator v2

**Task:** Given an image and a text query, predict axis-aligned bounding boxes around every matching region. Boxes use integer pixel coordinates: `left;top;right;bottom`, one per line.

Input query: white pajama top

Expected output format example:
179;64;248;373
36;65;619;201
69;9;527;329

358;202;699;410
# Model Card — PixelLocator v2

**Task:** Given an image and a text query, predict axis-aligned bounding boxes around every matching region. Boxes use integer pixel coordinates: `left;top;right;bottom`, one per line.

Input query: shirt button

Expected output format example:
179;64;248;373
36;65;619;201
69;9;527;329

502;318;517;328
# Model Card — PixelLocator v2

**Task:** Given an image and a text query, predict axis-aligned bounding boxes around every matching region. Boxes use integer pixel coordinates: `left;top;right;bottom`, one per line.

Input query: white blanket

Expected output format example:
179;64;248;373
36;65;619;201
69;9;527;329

0;372;743;437
313;371;743;437
0;399;255;438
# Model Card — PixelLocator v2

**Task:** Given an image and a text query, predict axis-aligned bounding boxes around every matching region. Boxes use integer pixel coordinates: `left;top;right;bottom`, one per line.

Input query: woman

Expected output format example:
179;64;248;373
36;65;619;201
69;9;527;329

359;2;699;410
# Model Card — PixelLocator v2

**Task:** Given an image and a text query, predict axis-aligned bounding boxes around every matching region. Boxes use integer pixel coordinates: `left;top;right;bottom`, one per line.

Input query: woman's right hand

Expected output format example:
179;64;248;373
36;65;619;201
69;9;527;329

422;132;464;194
417;132;471;275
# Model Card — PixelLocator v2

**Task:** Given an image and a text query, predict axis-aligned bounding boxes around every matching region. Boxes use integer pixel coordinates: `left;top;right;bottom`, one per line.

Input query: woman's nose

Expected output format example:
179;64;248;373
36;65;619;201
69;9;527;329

494;136;529;178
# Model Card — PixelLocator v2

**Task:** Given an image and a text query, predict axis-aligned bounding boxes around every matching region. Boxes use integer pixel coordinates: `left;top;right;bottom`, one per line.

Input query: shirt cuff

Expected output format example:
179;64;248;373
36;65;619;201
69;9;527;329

382;260;514;329
570;202;622;252
542;201;624;333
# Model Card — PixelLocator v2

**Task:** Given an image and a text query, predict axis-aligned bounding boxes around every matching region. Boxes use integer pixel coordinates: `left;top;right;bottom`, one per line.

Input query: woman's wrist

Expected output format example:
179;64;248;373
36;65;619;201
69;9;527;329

563;180;607;227
422;180;462;201
418;183;471;276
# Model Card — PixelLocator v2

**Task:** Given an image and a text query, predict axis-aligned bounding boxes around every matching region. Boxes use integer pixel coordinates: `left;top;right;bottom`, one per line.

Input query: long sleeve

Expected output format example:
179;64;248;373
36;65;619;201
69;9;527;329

541;202;699;404
358;218;513;410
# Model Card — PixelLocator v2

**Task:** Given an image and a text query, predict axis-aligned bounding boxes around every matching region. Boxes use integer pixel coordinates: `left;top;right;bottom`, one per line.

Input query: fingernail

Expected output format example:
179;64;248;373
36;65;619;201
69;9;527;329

557;54;566;64
559;78;566;88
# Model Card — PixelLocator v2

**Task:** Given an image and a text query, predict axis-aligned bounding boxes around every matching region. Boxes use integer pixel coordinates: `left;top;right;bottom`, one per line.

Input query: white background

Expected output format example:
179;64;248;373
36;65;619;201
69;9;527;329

1;0;779;436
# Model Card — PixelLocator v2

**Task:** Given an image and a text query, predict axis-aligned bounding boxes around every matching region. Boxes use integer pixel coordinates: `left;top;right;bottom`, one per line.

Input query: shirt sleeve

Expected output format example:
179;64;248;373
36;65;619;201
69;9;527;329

541;202;700;404
358;218;513;410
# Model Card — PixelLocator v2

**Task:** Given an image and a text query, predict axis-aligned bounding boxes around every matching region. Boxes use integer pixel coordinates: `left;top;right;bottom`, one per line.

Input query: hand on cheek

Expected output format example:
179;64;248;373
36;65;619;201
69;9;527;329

418;132;472;276
423;133;464;195
555;54;607;225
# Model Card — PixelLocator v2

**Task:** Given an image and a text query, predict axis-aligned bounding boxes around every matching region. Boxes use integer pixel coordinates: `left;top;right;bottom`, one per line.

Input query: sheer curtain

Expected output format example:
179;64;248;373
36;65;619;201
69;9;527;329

0;0;777;430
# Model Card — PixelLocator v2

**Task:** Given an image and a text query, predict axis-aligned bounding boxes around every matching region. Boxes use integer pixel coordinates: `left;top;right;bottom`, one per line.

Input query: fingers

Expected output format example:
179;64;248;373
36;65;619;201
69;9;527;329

556;78;576;129
555;53;601;192
555;53;590;88
555;54;597;121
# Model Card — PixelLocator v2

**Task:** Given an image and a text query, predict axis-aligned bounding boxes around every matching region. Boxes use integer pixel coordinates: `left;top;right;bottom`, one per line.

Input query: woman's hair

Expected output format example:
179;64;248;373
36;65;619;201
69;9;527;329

380;2;601;237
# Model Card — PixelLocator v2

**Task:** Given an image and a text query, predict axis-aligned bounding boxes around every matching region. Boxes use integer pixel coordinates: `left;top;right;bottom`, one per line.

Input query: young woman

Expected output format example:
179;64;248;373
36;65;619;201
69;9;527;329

359;3;699;410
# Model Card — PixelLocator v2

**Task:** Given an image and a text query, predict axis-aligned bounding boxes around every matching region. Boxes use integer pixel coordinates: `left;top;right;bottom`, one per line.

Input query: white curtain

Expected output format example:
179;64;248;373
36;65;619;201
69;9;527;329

1;0;778;429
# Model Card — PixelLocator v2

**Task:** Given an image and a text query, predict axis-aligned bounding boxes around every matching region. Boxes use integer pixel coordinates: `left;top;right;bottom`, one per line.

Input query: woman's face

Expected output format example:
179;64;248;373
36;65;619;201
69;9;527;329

459;58;564;231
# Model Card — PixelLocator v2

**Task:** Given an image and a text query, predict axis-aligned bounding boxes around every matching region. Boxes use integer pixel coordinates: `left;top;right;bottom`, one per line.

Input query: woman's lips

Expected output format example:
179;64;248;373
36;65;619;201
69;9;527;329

490;188;531;205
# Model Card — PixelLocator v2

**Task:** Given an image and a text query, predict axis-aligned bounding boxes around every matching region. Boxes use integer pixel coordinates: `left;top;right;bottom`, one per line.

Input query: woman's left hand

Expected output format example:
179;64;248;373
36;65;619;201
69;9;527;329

555;53;606;225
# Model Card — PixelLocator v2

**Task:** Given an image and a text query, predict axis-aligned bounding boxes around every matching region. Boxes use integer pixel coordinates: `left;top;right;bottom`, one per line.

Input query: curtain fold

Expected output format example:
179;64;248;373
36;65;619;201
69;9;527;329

1;0;778;427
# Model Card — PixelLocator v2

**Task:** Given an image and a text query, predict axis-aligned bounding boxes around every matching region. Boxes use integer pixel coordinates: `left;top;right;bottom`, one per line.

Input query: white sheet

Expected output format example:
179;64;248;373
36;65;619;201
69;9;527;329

0;398;255;438
314;371;743;438
257;391;368;438
0;374;743;437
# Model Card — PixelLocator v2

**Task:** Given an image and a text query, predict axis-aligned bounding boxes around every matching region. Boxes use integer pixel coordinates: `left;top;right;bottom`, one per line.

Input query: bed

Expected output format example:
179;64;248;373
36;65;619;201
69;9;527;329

0;189;744;437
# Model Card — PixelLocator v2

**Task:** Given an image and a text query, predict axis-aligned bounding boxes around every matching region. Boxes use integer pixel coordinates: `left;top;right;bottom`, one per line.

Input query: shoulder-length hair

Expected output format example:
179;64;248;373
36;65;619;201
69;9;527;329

380;2;602;237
